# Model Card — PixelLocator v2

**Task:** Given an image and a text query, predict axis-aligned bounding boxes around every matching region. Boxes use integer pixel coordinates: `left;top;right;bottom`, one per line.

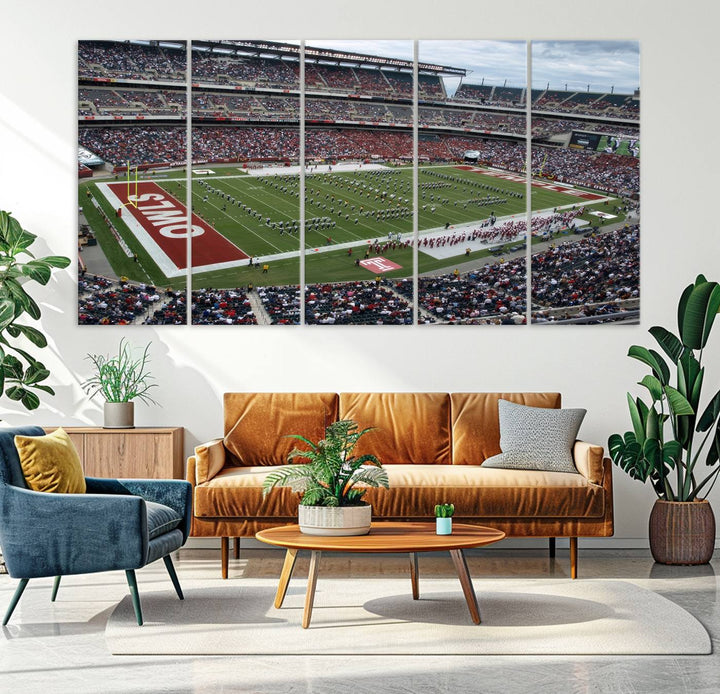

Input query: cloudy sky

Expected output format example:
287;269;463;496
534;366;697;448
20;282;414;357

303;39;639;95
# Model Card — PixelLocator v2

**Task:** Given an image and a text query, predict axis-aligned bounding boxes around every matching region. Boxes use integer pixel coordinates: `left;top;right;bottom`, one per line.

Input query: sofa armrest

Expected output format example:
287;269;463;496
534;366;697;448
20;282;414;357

573;440;605;485
0;485;147;578
192;438;226;484
85;477;192;541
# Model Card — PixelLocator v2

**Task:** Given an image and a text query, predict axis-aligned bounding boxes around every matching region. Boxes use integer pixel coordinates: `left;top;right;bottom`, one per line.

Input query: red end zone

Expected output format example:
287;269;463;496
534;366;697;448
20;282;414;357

454;166;606;201
107;181;248;271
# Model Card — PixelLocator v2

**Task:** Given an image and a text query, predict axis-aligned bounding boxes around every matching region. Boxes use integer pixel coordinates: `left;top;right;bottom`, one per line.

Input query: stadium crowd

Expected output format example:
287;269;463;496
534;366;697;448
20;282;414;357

531;225;640;315
78;276;179;325
305;281;413;325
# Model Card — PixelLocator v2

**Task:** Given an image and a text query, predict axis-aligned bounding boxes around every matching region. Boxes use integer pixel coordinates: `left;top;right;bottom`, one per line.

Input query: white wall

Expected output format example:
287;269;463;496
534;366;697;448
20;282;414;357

1;0;719;546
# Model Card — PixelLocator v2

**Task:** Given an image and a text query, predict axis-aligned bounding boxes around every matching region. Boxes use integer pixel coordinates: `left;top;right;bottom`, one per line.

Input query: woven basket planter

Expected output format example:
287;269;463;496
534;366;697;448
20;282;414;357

298;504;372;536
649;499;716;565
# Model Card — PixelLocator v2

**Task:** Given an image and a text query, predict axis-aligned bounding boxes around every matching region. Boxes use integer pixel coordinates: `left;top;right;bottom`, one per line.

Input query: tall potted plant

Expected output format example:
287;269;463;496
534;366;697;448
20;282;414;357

83;339;158;428
609;274;720;564
263;419;389;536
0;210;70;411
0;210;70;574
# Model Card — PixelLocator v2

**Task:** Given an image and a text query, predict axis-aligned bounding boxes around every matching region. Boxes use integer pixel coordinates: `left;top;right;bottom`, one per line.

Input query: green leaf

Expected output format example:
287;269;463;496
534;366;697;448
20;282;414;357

664;385;695;416
4;278;41;320
0;298;14;331
649;326;686;363
677;281;695;338
638;374;663;401
39;255;71;269
645;407;660;440
5;323;47;348
2;355;23;379
643;438;662;471
6;385;25;401
628;345;670;384
697;389;720;432
20;261;51;285
20;390;40;410
679;278;720;349
627;393;646;444
24;363;50;384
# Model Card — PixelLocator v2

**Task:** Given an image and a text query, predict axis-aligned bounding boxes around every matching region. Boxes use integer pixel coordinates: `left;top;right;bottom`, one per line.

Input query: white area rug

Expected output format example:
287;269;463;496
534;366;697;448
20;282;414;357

105;578;711;655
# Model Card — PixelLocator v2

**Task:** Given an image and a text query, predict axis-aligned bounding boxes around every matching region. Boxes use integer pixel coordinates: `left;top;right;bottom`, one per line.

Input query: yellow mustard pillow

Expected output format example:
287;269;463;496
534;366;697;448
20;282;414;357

14;428;86;494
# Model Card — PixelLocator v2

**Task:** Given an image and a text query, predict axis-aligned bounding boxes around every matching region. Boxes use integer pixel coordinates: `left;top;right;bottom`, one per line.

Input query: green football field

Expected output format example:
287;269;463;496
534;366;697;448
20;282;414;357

80;164;620;289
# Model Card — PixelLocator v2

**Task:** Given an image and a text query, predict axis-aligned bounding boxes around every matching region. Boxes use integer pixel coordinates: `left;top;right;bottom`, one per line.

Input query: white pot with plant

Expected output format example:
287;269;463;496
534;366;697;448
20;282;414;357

262;419;389;536
83;339;158;429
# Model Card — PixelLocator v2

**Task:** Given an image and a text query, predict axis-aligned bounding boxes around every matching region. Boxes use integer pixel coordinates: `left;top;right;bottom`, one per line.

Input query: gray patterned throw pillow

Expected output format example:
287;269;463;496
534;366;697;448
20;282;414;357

482;399;586;473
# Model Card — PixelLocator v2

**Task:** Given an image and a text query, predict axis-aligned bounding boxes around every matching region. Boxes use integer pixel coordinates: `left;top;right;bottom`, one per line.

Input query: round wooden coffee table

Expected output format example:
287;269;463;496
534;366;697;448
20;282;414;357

256;521;505;628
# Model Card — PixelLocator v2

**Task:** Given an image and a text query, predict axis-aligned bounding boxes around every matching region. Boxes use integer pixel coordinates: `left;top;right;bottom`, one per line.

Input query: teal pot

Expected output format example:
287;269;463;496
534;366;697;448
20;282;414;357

436;517;452;535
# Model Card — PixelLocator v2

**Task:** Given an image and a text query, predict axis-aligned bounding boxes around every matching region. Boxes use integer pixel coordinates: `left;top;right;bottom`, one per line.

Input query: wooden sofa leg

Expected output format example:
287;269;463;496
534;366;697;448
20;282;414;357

221;537;229;579
234;537;241;559
548;537;556;558
570;537;578;579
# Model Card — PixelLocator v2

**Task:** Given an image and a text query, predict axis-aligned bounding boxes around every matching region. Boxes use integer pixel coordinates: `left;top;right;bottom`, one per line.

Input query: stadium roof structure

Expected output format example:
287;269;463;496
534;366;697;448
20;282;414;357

191;39;467;76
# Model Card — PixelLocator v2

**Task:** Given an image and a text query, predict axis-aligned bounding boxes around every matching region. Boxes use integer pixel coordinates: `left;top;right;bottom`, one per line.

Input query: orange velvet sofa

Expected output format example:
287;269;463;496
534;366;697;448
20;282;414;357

187;392;613;578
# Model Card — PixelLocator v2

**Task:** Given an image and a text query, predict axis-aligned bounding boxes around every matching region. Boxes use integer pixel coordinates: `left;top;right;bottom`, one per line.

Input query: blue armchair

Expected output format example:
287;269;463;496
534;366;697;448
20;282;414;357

0;426;192;626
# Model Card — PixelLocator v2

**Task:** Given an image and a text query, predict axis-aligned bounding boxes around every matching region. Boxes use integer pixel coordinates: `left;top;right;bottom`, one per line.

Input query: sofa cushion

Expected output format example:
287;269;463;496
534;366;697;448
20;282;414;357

145;500;183;540
223;393;338;467
482;400;586;474
193;464;603;520
339;392;451;465
451;392;562;464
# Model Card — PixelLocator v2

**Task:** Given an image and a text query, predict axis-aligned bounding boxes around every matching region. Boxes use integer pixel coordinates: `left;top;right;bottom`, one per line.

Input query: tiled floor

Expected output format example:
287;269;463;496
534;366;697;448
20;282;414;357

0;548;718;693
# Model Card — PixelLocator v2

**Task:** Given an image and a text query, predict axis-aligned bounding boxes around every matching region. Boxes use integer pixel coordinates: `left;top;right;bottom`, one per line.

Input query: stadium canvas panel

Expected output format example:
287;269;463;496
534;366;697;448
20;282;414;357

417;40;528;325
188;40;301;325
77;39;641;327
530;41;640;324
78;39;188;325
303;40;416;325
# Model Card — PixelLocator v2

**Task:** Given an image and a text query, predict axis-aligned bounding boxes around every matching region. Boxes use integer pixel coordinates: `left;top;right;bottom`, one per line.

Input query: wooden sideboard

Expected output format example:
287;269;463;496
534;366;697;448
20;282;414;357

43;427;184;480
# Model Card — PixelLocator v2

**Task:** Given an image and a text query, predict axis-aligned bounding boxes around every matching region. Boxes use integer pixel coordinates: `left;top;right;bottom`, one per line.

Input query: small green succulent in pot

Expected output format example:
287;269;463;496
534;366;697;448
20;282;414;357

434;503;455;518
262;419;389;507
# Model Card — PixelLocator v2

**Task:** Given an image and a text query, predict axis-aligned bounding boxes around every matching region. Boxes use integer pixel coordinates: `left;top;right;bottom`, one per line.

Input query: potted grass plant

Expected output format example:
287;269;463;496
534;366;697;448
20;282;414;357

83;339;158;428
262;419;389;536
609;274;720;564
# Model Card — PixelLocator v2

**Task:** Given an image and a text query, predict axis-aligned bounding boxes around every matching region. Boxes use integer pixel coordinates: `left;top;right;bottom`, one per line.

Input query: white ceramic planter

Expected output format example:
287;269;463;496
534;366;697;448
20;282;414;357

298;504;372;536
103;401;135;429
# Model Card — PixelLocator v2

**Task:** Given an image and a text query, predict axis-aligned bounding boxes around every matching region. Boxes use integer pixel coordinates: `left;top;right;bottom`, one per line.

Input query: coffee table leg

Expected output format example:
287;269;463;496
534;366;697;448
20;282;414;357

302;550;321;629
409;552;419;599
274;548;299;608
449;549;481;624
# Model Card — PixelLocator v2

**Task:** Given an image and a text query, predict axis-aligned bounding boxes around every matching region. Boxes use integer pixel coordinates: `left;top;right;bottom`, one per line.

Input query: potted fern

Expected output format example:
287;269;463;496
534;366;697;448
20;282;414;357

609;274;720;564
262;419;389;536
83;339;158;428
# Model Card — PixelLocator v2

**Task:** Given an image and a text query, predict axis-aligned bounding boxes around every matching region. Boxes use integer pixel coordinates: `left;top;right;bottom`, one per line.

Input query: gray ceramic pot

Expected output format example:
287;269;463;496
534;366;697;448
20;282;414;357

103;401;135;429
